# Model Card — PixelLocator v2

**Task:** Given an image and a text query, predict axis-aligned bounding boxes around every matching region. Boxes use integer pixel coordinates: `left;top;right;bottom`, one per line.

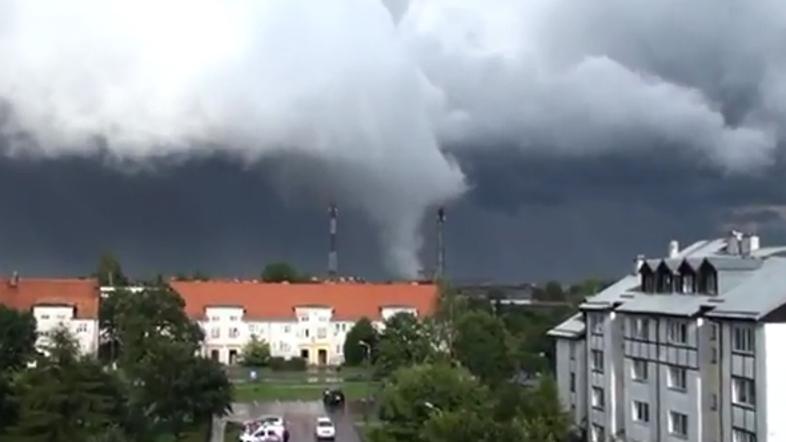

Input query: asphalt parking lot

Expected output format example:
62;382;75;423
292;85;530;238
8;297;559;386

217;400;362;442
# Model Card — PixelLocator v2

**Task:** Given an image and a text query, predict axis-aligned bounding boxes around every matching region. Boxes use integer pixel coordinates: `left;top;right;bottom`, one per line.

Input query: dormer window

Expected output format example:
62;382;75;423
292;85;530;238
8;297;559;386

678;262;696;294
640;264;655;293
656;263;675;293
697;261;718;295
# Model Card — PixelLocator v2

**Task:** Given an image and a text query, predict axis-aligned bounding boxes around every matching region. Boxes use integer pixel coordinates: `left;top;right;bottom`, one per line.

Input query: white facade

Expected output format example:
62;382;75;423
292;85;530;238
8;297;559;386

32;305;99;355
550;236;786;441
199;305;414;366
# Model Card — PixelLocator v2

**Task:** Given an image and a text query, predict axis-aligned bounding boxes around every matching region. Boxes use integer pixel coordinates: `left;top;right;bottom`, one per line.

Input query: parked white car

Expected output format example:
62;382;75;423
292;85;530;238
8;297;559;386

314;416;336;440
239;416;286;442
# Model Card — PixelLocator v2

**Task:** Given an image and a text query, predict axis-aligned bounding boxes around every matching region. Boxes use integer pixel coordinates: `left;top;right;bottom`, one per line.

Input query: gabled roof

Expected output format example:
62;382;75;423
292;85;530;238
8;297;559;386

170;281;439;321
0;278;99;319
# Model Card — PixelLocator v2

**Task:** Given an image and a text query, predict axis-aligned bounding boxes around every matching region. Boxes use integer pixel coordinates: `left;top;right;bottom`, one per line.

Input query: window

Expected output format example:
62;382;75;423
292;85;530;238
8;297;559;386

711;347;718;364
591;387;604;410
76;323;88;333
284;325;291;333
667;365;687;391
667;320;688;344
706;272;717;294
229;327;239;338
210;316;219;322
336;345;342;354
591;350;604;373
317;327;327;339
299;315;308;322
570;342;576;360
304;329;310;338
334;323;340;333
732;377;755;407
229;315;238;321
669;411;688;437
733;428;757;442
682;273;695;293
40;314;50;320
632;317;650;340
632;358;648;381
210;327;220;339
342;323;347;331
591;424;605;442
632;401;650;423
249;324;256;333
657;271;673;292
319;316;328;322
710;393;718;411
570;373;576;392
733;326;754;353
590;314;604;335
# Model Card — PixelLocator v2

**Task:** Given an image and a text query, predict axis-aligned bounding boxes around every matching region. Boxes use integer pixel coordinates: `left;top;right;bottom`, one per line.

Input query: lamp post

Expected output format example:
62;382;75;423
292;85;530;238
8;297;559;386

359;340;371;424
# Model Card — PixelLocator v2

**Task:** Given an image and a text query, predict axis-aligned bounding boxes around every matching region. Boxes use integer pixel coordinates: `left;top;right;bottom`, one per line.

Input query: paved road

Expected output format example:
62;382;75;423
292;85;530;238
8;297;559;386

214;401;362;442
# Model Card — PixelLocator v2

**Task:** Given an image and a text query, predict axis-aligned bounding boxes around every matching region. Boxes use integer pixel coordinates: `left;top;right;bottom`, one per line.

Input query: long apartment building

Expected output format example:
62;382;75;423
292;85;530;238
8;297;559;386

0;274;438;367
549;233;786;442
0;275;100;355
170;280;438;366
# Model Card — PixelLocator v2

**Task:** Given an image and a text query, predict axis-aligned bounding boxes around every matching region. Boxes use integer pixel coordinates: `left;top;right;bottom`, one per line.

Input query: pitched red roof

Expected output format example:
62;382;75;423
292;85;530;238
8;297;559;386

0;278;100;319
170;280;440;321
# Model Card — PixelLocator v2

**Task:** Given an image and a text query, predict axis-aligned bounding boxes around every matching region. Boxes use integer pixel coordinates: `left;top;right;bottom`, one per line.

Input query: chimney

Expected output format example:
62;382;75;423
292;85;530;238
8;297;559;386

9;270;19;288
328;202;338;278
726;230;743;255
741;233;760;256
435;207;446;280
633;254;645;275
750;234;760;252
668;240;680;258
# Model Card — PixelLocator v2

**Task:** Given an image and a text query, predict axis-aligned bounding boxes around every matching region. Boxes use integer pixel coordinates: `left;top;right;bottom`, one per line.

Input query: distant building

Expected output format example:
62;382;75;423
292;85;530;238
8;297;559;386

170;280;439;366
0;276;100;355
549;233;786;442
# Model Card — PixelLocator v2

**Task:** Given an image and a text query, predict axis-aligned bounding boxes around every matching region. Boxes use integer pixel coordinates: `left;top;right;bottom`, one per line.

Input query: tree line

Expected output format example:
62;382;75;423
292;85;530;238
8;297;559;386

338;284;584;442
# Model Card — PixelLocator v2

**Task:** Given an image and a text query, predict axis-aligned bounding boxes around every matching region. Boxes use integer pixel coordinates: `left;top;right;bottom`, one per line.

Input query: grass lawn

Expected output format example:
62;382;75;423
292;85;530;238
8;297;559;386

234;380;378;402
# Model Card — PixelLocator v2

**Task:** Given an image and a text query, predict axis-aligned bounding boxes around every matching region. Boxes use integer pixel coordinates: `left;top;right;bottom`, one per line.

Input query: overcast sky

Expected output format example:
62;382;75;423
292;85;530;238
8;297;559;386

1;0;786;282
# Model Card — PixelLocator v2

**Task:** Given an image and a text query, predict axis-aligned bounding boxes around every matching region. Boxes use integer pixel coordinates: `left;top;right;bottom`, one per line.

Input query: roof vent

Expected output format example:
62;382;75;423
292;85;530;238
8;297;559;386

741;234;760;256
668;240;679;258
9;271;19;288
726;230;743;255
633;254;645;275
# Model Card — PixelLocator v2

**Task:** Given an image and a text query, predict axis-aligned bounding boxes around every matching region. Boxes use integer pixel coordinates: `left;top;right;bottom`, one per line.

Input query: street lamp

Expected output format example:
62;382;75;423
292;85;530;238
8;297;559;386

359;340;371;423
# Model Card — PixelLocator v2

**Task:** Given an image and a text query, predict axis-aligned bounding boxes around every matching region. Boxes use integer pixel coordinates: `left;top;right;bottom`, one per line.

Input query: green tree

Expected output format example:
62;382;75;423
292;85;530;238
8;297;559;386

518;376;569;441
374;313;442;378
453;311;514;386
10;328;125;441
375;363;492;442
131;341;231;439
261;262;302;283
0;305;37;372
104;287;231;440
96;253;128;286
104;287;203;371
343;317;378;366
241;336;271;367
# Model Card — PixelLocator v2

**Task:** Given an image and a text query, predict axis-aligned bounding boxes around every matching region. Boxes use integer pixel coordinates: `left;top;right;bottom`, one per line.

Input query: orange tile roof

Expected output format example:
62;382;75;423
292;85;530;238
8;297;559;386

170;281;440;321
0;278;100;319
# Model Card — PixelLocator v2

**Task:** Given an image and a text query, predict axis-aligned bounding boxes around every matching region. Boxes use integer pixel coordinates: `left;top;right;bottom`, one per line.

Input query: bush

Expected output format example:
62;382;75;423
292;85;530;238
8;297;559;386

269;357;307;371
240;337;271;367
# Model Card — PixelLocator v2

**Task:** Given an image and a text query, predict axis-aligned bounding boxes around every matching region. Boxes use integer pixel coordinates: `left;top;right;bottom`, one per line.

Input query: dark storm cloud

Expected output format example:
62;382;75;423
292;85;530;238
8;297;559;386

4;1;786;281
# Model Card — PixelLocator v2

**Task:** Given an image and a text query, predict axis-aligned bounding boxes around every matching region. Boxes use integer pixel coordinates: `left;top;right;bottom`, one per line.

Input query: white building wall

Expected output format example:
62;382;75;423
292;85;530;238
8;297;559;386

764;323;786;440
199;305;388;366
32;305;99;355
555;337;587;430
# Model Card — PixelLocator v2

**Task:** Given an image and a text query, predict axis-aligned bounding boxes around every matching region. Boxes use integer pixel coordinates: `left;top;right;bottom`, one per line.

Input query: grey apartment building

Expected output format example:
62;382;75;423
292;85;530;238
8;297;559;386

549;232;786;442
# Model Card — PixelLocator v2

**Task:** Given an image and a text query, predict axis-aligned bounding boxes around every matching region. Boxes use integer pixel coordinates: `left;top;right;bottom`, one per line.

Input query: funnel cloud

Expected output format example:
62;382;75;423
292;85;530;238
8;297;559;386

0;0;785;277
